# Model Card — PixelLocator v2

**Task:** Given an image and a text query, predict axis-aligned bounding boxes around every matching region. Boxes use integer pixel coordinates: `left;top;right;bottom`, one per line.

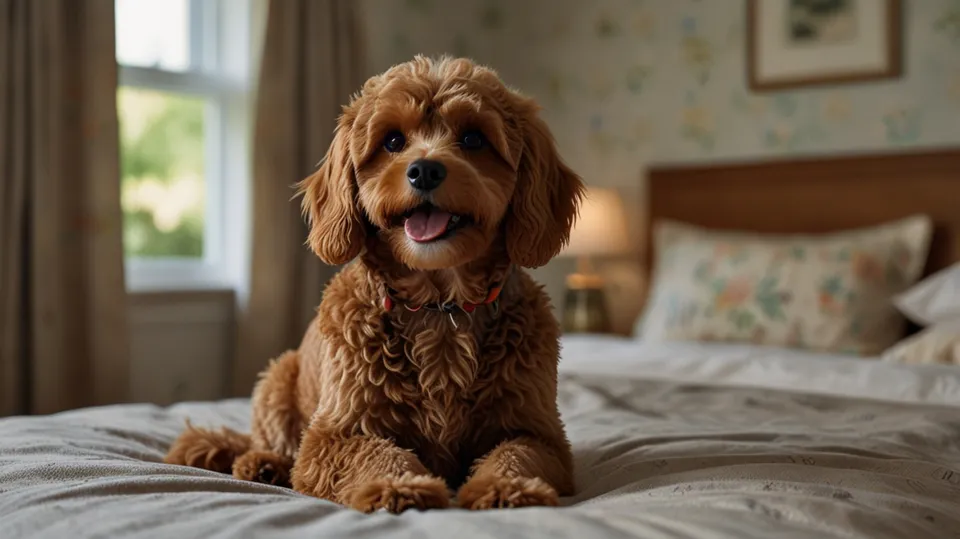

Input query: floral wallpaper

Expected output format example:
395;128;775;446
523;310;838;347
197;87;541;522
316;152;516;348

363;0;960;173
359;0;960;333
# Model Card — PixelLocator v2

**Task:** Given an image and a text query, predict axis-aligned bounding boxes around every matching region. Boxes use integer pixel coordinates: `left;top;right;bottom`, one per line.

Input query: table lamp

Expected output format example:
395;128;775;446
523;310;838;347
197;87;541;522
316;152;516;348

560;187;630;334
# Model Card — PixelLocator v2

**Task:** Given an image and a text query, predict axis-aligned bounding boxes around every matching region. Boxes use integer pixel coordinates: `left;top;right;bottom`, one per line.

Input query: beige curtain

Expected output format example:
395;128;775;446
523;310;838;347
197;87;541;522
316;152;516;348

0;0;130;415
232;0;366;396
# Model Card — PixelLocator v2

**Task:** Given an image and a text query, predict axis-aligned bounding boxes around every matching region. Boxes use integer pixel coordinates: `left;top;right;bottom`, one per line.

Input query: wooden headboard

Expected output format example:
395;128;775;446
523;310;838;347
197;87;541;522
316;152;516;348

645;149;960;279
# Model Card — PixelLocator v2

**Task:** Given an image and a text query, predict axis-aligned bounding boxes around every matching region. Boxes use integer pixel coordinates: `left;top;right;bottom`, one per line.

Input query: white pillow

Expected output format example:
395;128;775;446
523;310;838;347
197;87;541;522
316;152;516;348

881;320;960;366
893;263;960;326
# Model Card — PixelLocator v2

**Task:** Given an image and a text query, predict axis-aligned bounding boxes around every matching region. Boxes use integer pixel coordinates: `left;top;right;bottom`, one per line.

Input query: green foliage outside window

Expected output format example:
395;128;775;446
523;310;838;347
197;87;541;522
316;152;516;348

118;86;206;258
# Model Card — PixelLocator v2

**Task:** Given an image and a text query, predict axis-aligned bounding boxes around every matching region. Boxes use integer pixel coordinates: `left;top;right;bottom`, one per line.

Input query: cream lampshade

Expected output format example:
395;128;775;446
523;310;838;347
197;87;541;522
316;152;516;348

560;187;630;333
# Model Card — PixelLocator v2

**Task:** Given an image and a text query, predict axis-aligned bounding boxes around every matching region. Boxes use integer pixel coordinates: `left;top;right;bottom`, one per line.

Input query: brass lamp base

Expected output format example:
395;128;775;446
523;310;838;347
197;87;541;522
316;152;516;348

562;272;611;334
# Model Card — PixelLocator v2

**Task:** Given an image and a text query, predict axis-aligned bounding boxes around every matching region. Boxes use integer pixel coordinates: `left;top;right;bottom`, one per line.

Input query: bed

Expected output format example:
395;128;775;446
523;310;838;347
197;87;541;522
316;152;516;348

3;149;960;539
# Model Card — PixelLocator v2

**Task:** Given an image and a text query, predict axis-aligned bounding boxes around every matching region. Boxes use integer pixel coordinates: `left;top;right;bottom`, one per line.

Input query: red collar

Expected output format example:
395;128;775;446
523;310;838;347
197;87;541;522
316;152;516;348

382;284;503;315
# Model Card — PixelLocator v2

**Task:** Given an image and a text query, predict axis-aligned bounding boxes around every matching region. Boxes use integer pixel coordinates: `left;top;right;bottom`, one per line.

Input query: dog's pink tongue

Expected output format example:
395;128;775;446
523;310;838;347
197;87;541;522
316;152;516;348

404;208;452;242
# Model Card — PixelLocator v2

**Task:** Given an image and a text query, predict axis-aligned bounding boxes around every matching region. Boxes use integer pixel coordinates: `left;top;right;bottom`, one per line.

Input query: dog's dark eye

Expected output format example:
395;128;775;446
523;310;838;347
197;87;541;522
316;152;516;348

459;131;486;150
383;131;406;153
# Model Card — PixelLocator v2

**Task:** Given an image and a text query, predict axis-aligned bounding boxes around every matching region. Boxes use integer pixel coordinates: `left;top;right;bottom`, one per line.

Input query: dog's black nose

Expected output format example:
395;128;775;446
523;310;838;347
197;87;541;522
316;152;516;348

406;159;447;191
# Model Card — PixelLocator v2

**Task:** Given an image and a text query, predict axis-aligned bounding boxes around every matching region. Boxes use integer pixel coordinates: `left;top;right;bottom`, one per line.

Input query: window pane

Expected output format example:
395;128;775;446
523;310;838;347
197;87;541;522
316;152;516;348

118;87;206;258
115;0;191;71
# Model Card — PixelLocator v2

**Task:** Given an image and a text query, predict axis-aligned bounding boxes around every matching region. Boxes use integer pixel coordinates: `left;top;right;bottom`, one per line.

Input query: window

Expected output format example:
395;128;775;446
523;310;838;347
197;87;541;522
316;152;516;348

116;0;256;290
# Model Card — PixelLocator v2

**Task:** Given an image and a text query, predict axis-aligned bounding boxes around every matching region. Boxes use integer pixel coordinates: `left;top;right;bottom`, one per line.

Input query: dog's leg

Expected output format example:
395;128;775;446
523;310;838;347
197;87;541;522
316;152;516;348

231;350;304;488
164;422;251;474
291;425;451;513
457;436;574;510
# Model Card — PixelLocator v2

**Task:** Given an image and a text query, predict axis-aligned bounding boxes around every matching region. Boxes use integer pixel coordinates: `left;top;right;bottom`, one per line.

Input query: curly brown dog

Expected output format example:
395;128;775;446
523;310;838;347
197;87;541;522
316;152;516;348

165;56;584;513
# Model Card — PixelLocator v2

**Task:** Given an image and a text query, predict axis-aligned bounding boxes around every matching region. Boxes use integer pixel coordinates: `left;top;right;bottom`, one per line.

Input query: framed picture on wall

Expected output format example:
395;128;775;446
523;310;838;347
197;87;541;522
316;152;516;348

747;0;902;91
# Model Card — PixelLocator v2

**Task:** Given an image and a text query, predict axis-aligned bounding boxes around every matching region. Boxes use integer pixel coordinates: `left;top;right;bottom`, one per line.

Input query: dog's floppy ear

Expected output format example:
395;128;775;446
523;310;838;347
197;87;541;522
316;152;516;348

505;108;585;268
297;119;364;265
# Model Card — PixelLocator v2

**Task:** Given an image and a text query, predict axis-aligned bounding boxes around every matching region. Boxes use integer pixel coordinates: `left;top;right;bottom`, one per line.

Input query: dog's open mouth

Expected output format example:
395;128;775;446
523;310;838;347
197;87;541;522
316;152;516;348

399;203;473;243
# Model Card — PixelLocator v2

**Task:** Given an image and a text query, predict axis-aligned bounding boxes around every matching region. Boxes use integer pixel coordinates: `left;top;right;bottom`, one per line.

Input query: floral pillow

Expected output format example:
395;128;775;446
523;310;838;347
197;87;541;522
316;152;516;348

635;216;933;355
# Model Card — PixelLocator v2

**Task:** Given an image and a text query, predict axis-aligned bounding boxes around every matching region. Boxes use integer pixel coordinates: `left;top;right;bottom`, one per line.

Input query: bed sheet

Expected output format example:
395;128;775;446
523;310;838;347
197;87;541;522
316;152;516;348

559;336;960;406
2;337;959;539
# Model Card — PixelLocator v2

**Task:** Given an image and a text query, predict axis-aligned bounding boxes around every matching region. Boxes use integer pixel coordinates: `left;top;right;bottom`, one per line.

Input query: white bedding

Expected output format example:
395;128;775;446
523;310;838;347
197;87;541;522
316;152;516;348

2;336;960;539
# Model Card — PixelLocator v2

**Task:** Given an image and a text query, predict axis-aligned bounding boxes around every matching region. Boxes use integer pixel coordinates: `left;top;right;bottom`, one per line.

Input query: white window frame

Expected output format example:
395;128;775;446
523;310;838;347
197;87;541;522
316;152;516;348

119;0;256;293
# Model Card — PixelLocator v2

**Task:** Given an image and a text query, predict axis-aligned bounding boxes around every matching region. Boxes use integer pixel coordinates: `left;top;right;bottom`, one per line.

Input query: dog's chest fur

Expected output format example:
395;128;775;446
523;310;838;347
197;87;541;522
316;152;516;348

373;308;501;481
314;263;537;484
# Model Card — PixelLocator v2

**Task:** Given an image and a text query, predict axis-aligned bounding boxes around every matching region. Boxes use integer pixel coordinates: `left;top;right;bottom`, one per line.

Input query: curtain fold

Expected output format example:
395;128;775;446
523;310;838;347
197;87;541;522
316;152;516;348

0;0;130;416
232;0;366;396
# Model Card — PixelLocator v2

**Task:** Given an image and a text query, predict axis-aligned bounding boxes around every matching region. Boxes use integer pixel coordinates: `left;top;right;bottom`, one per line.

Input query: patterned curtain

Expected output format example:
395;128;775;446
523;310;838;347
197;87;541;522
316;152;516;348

0;0;130;415
232;0;366;395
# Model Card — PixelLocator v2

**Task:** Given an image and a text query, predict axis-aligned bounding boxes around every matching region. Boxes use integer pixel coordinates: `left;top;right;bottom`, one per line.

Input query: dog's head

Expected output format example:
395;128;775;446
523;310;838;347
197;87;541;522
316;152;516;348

299;56;584;271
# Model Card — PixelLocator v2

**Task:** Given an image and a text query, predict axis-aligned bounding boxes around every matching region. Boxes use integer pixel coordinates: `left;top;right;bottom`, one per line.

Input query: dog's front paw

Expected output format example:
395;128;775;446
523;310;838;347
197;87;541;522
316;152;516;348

457;476;559;510
347;472;451;513
232;451;293;488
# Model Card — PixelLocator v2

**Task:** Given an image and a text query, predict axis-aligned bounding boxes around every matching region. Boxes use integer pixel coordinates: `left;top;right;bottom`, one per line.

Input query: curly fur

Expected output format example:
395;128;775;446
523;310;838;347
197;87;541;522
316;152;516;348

165;56;584;513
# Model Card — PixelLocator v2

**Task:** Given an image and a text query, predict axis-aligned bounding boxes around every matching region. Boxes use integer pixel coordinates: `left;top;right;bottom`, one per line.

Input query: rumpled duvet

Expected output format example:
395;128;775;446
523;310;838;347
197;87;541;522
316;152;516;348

2;337;959;539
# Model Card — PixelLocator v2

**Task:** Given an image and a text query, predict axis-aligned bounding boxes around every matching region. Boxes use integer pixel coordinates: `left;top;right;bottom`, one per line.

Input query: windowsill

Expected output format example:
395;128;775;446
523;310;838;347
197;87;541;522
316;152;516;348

124;258;239;295
127;282;235;295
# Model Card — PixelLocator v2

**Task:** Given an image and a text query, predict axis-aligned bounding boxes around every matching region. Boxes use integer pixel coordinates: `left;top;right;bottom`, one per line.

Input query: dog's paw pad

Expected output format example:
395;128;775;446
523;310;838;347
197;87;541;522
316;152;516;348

348;473;451;513
232;451;293;488
458;476;559;510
